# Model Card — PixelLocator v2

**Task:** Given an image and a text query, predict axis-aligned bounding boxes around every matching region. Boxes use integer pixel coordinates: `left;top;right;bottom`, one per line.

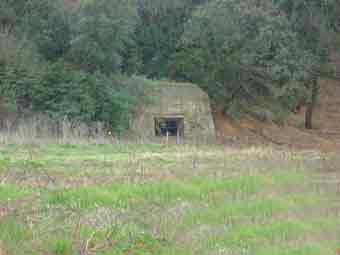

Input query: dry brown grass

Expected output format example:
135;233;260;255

0;115;107;145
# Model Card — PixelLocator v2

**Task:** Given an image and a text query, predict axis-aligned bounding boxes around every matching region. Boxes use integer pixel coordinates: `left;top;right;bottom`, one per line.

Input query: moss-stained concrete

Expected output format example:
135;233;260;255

132;82;215;141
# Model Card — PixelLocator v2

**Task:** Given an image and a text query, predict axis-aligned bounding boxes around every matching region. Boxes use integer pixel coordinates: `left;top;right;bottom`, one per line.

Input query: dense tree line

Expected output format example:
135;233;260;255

1;0;339;131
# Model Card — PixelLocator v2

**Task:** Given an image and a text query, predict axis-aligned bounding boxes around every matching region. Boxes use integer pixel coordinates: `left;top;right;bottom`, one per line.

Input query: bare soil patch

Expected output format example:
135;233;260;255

214;79;340;152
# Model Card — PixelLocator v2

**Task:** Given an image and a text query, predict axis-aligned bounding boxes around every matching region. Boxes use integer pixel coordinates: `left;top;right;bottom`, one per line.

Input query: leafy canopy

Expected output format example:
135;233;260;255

175;0;314;118
69;0;139;74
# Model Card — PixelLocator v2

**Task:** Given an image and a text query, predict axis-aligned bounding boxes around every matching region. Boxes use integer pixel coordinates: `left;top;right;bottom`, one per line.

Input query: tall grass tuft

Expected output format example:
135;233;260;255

0;114;107;144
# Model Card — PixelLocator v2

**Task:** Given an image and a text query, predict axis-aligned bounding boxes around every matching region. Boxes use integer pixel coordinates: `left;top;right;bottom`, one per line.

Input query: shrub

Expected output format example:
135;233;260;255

32;62;149;133
1;61;150;134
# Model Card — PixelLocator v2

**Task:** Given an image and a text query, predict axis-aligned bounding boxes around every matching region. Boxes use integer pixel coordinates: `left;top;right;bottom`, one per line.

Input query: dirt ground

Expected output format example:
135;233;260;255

214;78;340;152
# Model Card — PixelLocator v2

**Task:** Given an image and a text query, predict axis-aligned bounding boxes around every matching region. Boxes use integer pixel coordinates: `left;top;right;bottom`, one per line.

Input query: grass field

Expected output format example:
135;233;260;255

0;143;339;255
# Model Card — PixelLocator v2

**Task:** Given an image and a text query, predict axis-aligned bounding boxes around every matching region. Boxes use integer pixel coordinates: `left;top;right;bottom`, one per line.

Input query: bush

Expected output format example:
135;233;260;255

1;62;150;134
33;63;149;133
68;0;139;74
174;0;314;120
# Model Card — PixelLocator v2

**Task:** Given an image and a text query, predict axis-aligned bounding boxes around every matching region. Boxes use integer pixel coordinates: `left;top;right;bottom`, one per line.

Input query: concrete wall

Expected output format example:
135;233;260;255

132;83;216;141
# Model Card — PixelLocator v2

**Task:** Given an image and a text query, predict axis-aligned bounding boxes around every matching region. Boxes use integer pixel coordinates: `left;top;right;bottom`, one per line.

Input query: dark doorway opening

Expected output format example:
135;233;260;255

155;117;184;137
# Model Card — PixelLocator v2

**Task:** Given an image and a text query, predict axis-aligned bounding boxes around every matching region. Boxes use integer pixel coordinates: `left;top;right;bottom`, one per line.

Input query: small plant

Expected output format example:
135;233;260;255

49;239;73;255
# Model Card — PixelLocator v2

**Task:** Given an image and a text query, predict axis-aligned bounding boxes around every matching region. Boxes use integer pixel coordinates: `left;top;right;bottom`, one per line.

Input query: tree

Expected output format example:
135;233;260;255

275;0;340;129
0;0;151;133
13;0;73;61
135;0;203;78
0;0;29;33
175;0;313;120
0;29;42;114
68;0;139;74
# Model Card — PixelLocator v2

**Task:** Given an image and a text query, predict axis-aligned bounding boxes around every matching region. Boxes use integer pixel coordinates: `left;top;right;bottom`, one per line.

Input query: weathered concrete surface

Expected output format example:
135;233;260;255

132;82;215;141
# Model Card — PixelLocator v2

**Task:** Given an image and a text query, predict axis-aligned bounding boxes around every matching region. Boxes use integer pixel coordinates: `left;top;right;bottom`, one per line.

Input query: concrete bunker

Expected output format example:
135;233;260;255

132;82;215;141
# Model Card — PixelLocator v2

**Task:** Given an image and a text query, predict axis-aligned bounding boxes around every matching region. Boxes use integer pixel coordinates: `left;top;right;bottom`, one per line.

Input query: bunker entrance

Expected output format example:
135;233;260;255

155;117;184;137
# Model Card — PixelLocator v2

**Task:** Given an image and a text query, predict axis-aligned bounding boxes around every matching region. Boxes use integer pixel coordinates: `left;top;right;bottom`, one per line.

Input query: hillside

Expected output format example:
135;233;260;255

1;0;339;149
215;78;340;152
2;78;340;151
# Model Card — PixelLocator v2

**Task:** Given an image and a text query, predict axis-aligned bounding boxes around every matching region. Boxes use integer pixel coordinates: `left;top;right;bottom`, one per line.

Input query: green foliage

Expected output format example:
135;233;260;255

48;239;73;255
175;0;314;119
68;0;139;74
16;0;73;61
30;62;145;132
0;1;17;30
1;61;148;132
0;0;30;31
0;65;41;113
273;0;340;127
134;0;194;78
0;0;148;133
1;0;340;128
4;0;140;74
274;0;340;75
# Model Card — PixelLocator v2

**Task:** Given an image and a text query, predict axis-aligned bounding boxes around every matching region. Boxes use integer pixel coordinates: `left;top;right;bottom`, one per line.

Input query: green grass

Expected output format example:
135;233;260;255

98;233;170;255
253;244;335;255
0;184;31;201
0;218;36;255
48;239;74;255
0;143;339;255
46;175;266;209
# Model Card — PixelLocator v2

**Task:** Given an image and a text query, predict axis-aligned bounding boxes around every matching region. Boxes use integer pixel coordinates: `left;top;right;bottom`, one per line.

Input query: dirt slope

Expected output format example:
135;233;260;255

214;78;340;152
